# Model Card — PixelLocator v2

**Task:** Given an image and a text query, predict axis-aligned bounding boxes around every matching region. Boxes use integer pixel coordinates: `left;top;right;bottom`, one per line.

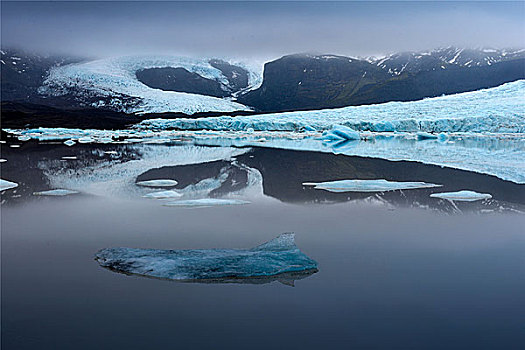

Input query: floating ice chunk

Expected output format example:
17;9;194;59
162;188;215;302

417;132;438;140
136;179;178;187
162;198;250;208
94;233;318;284
64;140;76;146
33;189;79;196
303;179;442;193
78;137;94;144
323;125;360;141
0;159;6;163
143;190;183;199
10;145;20;148
0;179;18;191
61;156;77;160
104;151;118;155
430;190;492;202
18;135;31;141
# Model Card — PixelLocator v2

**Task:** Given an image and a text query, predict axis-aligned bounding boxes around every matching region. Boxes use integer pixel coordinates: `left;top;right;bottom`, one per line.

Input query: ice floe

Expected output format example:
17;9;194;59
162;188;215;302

33;189;79;196
303;179;442;193
430;190;492;202
143;190;183;199
136;179;178;187
94;233;318;284
0;179;18;191
162;198;250;208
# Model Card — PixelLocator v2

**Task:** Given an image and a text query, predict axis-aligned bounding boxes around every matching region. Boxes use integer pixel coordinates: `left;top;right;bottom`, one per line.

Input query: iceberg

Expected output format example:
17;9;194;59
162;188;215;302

64;140;76;146
162;198;250;208
430;190;492;202
143;190;183;199
136;179;178;187
0;179;18;191
94;233;318;285
303;179;442;193
33;189;79;196
0;159;6;163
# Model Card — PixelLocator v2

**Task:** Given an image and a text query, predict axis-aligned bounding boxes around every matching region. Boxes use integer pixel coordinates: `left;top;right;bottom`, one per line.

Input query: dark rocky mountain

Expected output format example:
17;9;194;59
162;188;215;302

239;48;525;112
136;60;250;98
0;48;82;104
238;54;391;112
209;59;250;92
136;67;230;97
373;47;525;75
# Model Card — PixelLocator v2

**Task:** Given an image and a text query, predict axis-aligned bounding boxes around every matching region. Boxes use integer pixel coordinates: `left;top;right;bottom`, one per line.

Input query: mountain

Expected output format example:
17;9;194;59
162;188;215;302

1;47;524;116
135;59;250;98
238;54;392;112
0;48;82;104
238;48;525;112
374;47;525;75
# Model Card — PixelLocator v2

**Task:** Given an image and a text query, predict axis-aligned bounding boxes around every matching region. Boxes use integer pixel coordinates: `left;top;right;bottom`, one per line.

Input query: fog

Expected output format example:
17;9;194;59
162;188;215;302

1;1;524;60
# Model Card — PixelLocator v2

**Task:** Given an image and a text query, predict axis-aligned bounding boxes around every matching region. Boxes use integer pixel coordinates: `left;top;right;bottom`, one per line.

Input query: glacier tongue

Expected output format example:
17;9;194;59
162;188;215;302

94;233;318;284
39;55;255;114
137;80;525;133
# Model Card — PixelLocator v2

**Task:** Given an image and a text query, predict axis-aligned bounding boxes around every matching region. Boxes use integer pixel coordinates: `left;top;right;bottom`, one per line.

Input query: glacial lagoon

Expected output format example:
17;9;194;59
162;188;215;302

2;136;525;349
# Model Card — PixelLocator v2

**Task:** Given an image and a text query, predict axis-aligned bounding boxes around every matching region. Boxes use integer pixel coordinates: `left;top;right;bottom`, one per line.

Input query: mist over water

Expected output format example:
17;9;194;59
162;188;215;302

2;1;524;59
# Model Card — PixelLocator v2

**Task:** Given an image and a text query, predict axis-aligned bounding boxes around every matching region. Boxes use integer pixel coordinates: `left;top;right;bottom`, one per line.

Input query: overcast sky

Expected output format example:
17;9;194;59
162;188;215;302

2;1;524;60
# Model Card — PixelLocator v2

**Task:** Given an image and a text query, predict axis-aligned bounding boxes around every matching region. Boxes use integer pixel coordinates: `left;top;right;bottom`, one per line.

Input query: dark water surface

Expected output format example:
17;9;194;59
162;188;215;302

2;143;525;349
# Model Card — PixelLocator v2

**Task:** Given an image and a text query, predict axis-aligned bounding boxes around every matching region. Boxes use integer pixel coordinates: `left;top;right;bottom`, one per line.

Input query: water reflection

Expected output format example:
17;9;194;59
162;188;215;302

2;140;524;214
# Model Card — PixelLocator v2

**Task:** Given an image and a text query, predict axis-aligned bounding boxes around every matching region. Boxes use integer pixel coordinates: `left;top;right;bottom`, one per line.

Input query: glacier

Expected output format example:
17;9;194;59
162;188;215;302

94;233;318;284
4;81;525;184
430;190;492;202
303;179;442;193
137;80;525;133
39;55;256;114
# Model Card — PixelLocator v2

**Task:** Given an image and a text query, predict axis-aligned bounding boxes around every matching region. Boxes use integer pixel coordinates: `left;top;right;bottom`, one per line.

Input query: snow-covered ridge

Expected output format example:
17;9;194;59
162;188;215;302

373;47;525;75
138;80;525;133
39;55;258;114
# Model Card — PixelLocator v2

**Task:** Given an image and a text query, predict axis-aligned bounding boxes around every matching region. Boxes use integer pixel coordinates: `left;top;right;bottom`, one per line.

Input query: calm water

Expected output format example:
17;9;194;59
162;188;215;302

2;141;525;349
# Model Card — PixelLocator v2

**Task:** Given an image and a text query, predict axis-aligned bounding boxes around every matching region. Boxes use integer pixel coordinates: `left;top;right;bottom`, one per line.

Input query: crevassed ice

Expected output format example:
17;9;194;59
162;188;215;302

138;80;525;133
303;179;442;193
94;233;318;282
430;190;492;202
40;55;254;114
